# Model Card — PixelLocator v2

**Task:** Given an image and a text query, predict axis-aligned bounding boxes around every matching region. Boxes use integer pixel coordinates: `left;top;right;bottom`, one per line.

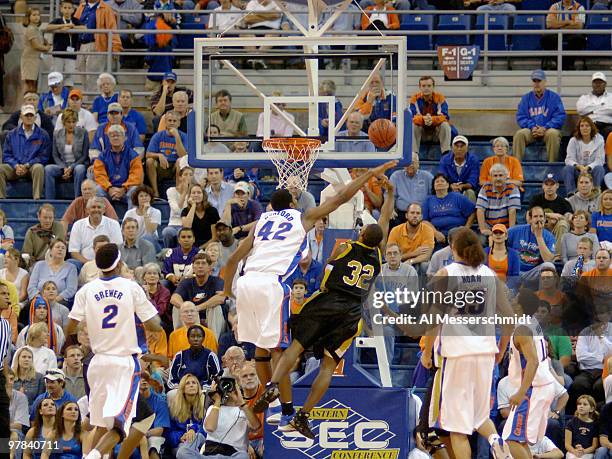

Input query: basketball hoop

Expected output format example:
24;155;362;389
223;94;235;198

262;137;321;191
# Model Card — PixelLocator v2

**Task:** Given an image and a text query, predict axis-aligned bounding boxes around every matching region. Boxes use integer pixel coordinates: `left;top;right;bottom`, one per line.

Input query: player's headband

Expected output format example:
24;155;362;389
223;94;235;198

101;250;121;272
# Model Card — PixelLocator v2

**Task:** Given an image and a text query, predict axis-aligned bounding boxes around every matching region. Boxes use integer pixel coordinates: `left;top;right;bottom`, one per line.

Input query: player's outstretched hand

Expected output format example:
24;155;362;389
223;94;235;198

379;175;394;192
372;160;398;178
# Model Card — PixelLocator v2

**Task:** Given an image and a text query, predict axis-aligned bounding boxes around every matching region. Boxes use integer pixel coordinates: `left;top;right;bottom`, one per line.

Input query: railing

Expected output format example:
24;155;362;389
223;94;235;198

4;8;610;97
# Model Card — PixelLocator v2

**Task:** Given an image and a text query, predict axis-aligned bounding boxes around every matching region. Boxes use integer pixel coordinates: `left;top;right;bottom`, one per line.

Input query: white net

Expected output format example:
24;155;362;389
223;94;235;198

262;138;321;191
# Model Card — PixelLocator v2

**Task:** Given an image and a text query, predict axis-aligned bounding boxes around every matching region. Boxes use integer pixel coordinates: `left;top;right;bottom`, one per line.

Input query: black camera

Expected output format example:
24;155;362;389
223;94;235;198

209;375;236;404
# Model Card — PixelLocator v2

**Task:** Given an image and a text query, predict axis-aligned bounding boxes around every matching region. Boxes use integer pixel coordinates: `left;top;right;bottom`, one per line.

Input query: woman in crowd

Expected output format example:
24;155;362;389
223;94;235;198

566;172;601;213
21;8;52;92
181;184;220;247
91;73;118;124
24;398;57;459
16;298;65;355
28;240;77;306
45;108;89;200
0;247;29;304
164;166;194;248
484;223;520;283
142;262;171;334
422;173;475;240
42;401;84;459
124;185;163;251
11;346;46;406
560;210;600;264
565;395;599;459
563;117;606;195
166;374;206;455
591;189;612;243
37;281;70;329
168;325;221;390
479;136;524;188
205;241;222;276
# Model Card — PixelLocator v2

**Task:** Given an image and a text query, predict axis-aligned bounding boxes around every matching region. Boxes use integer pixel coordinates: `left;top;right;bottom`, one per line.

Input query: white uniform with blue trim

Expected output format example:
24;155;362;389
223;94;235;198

236;209;307;349
70;276;158;435
502;318;556;444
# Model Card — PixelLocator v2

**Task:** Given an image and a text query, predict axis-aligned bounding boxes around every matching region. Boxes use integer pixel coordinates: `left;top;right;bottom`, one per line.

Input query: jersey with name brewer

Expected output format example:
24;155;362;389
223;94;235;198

244;209;308;280
69;276;158;356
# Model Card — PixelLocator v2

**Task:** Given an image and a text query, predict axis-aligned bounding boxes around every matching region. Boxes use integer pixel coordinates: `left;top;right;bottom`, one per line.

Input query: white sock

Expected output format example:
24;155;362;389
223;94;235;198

487;433;502;446
270;399;281;408
85;450;101;459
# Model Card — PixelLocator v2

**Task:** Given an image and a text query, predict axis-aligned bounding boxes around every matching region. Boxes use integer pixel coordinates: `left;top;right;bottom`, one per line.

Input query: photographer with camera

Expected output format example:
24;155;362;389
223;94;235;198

176;370;261;459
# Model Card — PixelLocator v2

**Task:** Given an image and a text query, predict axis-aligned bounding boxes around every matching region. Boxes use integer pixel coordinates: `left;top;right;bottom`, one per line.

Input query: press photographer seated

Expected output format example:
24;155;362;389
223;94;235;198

177;371;261;459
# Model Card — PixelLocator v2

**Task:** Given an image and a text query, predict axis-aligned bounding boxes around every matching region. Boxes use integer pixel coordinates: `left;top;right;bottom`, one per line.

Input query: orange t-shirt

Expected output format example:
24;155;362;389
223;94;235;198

146;328;168;369
167;325;218;359
479;156;524;186
387;222;435;258
536;289;567;307
487;253;509;281
245;384;264;441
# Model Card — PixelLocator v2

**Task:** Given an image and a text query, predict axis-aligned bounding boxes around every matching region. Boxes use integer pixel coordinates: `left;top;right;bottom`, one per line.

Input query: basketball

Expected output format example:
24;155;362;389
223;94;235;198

368;119;397;149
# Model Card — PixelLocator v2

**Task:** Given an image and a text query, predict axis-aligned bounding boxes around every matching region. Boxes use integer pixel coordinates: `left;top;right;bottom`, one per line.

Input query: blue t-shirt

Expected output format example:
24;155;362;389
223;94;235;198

30;390;77;420
422;192;475;235
175;275;224;321
592;211;612;243
92;93;119;124
147;130;187;163
79;1;99;43
123;109;148;136
285;260;323;297
507;224;556;273
143;391;171;430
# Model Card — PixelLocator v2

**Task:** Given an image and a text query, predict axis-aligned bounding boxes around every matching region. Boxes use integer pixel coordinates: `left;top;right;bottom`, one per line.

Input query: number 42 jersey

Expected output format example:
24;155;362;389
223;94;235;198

244;209;308;281
69;276;158;356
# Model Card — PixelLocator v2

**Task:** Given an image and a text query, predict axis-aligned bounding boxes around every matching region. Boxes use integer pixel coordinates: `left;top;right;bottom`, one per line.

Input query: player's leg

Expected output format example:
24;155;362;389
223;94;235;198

507;441;531;459
449;433;471;459
254;348;272;386
84;427;119;459
270;347;295;408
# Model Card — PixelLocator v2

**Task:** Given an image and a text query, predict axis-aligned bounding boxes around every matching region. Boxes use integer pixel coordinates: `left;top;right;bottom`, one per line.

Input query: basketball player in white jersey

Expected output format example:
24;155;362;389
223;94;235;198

223;160;397;426
421;227;514;459
65;244;162;459
503;289;556;459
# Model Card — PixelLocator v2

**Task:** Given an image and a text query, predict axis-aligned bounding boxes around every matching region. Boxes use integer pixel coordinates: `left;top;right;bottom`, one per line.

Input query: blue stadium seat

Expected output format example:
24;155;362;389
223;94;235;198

475;14;510;51
176;22;206;50
586;12;612;51
520;0;551;10
436;14;471;46
401;14;435;50
512;14;545;50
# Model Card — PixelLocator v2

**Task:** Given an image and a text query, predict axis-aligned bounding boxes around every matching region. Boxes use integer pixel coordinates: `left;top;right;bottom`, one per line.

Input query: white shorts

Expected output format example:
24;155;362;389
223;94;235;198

236;271;290;349
502;383;556;445
429;353;495;435
87;354;141;436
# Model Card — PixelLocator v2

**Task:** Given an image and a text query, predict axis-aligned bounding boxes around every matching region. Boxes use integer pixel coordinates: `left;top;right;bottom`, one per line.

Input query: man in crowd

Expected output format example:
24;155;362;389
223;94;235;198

213;220;239;267
286;176;316;213
158;91;191;134
93;124;144;207
8;369;30;446
206;168;235;214
38;72;69;121
223;182;263;240
336;112;375;153
0;105;51;200
217;308;256;360
61;179;119;233
437;135;480;201
119;89;147;142
55;89;98;142
513;70;566;161
119;217;156;272
387;203;434;274
285;251;322;297
389;153;433;226
410;75;452;155
145;110;187;198
22;203;66;264
476;163;521;236
162;227;199;289
90;102;144;159
68;197;122;270
167;301;219;359
150;72;193;118
30;369;77;418
138;377;170;459
209;89;247;137
63;345;85;399
2;92;54;141
541;0;586;70
577;72;612;141
529;174;572;245
507;206;556;275
240;362;264;459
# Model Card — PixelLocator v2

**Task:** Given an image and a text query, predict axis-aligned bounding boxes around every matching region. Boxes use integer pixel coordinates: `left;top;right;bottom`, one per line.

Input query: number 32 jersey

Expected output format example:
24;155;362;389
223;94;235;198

244;209;308;281
69;276;158;356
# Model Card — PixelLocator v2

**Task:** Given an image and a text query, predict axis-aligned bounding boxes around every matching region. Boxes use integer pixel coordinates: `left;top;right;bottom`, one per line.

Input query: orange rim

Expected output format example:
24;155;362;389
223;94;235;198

262;137;321;160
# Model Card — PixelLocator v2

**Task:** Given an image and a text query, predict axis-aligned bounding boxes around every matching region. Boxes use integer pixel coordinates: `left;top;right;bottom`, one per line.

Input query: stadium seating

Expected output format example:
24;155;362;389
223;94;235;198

436;14;472;46
586;11;612;51
400;14;435;50
475;14;510;51
511;14;545;51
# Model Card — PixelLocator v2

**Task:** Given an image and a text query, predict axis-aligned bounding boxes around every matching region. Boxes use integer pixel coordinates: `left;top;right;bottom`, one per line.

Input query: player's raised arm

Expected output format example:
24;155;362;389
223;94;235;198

143;314;162;332
377;176;395;250
223;226;256;298
301;160;398;232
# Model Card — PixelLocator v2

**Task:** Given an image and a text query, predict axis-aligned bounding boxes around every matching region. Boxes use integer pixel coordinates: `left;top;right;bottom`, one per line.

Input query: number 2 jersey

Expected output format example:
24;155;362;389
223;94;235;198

244;209;308;281
321;241;382;300
507;317;555;388
69;276;158;356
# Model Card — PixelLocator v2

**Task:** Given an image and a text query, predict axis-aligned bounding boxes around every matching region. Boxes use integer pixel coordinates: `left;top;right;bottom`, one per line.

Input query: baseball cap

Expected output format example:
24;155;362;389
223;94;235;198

45;369;65;381
163;71;177;81
215;219;232;229
452;135;469;146
21;105;36;116
234;182;250;194
69;89;83;99
492;223;507;234
531;69;546;81
48;71;63;86
543;173;557;184
107;102;122;113
592;72;607;82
